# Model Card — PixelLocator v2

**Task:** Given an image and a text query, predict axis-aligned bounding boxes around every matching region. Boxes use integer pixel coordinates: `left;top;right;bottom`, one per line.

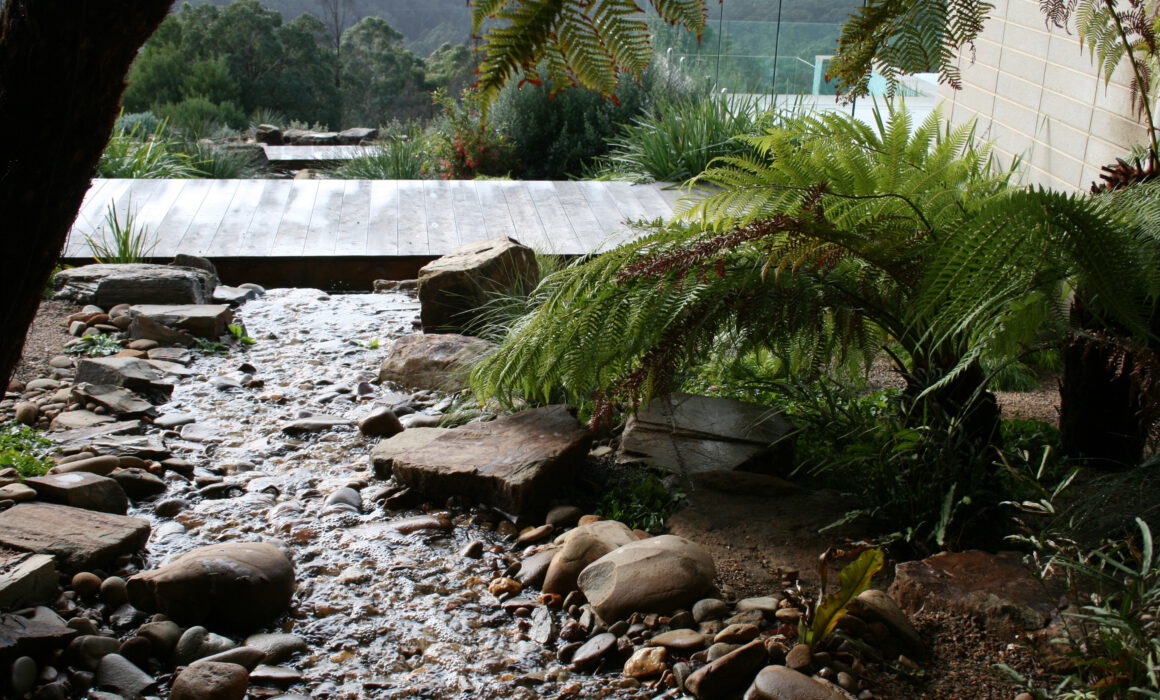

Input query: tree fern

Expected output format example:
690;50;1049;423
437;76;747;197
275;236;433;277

472;105;1143;444
471;0;706;104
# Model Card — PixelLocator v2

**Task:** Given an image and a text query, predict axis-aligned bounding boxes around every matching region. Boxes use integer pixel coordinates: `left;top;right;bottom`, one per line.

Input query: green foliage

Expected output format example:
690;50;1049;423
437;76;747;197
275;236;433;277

830;0;991;96
115;111;162;138
460;253;568;343
0;423;54;478
340;16;433;125
186;143;259;179
65;334;125;357
470;0;707;104
799;547;885;647
589;94;774;182
490;76;653;179
227;322;257;346
85;202;157;264
430;89;520;179
1047;519;1160;697
193;337;229;355
98;120;197;179
158;96;247;140
593;472;686;533
338;130;429;179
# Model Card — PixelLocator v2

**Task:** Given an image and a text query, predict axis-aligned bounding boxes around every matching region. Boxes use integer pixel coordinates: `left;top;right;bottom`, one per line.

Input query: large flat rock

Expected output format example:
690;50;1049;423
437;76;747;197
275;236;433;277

0;551;57;609
378;334;495;392
74;356;173;398
0;503;150;573
620;393;794;475
390;406;591;514
130;304;233;339
52;263;218;306
369;427;451;479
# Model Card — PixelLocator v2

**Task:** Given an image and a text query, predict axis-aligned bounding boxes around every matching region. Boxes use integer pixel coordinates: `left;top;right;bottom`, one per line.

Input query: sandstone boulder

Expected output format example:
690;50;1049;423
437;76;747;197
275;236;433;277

390;405;591;514
378;333;494;392
889;550;1062;638
71;383;155;417
621;393;794;475
24;472;129;514
0;503;150;573
74;356;173;398
417;237;539;334
127;542;295;632
130;304;233;339
52;263;217;306
369;427;451;479
578;534;716;622
542;520;637;595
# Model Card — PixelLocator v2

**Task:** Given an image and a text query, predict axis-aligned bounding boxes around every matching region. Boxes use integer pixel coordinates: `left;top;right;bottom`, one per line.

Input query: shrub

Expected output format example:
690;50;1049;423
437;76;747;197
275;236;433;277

588;93;775;182
0;423;54;478
158;96;247;140
429;89;519;179
490;77;652;179
115;111;162;138
338;129;429;180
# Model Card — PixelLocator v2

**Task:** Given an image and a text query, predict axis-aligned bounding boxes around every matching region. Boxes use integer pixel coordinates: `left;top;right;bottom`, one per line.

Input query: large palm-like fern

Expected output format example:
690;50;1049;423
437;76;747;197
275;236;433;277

471;105;1139;437
470;0;993;101
470;0;707;103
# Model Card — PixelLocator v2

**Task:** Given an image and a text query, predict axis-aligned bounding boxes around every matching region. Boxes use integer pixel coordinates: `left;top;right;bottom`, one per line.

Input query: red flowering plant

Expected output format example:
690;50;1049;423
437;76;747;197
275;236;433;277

431;88;520;179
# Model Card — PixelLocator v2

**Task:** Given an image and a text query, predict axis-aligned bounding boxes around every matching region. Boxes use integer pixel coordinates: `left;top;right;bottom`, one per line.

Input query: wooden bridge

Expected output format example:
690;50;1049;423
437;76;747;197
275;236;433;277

63;178;682;287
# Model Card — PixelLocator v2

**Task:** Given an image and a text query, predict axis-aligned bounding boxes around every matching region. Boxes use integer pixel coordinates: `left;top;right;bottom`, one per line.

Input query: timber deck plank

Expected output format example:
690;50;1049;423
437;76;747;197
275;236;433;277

67;178;679;258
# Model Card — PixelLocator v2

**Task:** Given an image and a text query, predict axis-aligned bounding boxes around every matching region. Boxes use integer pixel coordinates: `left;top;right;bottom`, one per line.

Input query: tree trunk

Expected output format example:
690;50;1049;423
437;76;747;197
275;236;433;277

905;361;1002;448
1059;295;1148;468
0;0;174;391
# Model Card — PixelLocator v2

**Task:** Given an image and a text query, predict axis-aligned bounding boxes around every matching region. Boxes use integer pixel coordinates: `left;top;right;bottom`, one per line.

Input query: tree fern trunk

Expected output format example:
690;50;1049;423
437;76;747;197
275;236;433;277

0;0;173;391
906;361;1001;448
1060;298;1147;469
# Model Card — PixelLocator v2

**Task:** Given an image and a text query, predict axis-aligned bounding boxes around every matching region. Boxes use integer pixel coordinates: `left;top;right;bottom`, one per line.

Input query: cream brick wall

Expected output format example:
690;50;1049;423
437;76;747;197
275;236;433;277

938;0;1151;191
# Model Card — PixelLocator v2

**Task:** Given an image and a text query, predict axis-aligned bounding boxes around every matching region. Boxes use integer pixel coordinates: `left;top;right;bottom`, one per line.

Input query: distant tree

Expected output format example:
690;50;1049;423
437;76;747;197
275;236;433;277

0;0;174;392
425;42;477;94
340;17;432;125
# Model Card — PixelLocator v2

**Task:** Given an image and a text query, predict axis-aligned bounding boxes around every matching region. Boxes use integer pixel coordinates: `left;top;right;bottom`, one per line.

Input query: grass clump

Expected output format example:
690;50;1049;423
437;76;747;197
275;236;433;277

0;423;54;478
339;130;429;179
84;202;157;264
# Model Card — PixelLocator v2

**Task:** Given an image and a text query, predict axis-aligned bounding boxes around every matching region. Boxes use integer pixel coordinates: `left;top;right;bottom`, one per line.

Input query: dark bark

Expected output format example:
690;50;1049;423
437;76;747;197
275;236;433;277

0;0;174;391
1060;295;1150;468
905;360;1002;448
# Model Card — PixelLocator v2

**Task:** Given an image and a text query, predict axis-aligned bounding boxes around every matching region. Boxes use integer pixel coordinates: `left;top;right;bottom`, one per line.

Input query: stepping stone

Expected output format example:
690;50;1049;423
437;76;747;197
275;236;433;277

50;410;116;432
130;304;233;339
25;472;129;514
52;263;217;306
378;333;495;393
390;405;591;514
0;503;150;573
74;357;173;398
71;383;155;417
0;552;57;609
0;611;78;662
369;427;451;479
620;392;794;475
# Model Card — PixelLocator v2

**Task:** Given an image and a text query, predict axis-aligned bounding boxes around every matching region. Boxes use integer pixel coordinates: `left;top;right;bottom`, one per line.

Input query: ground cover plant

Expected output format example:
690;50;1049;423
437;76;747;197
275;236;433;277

0;422;53;478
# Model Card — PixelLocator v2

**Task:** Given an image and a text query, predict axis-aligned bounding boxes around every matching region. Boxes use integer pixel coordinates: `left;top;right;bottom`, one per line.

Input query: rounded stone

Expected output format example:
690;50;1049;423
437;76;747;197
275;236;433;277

623;646;667;679
13;402;39;426
11;656;36;696
242;633;309;665
126;542;295;632
747;665;853;700
100;576;129;607
170;661;249;700
72;572;102;597
693;598;728;622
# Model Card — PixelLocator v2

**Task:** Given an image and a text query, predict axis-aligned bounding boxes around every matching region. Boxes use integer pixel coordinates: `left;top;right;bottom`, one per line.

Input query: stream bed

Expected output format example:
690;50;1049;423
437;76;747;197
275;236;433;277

132;288;650;699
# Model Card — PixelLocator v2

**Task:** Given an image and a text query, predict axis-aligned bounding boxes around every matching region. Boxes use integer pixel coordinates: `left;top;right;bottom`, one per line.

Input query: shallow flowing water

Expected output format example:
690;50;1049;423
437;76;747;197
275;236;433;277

130;289;651;699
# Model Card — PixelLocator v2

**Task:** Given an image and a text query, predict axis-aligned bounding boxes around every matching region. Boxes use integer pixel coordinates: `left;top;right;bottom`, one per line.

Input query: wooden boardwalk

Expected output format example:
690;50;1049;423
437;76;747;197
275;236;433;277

64;179;681;259
262;145;376;163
